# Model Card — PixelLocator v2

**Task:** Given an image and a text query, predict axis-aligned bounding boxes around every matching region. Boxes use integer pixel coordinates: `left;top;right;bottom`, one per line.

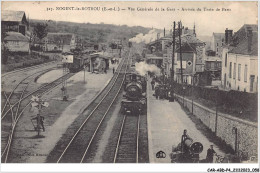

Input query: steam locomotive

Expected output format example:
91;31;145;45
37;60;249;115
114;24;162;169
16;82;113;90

121;72;147;114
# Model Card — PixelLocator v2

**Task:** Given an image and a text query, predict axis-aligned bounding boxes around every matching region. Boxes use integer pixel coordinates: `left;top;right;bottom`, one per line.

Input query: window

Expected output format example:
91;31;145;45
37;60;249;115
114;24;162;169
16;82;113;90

233;63;236;79
225;53;227;67
12;41;19;45
229;62;232;78
244;65;248;82
238;64;241;81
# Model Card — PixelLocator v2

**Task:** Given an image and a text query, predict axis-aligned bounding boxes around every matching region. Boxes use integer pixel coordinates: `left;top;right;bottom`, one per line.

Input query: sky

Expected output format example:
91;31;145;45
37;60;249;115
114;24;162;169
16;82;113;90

1;1;258;36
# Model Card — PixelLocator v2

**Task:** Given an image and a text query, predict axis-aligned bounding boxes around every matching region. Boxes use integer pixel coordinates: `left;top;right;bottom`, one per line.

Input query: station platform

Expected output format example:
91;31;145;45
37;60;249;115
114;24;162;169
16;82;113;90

146;77;224;163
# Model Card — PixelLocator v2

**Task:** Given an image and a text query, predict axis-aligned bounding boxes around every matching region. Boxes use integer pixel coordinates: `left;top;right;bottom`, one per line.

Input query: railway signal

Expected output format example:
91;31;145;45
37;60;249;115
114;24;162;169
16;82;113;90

61;55;71;101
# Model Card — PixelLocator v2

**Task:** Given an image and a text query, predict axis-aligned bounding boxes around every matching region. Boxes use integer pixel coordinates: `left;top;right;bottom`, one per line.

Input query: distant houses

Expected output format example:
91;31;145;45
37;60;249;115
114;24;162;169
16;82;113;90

42;33;76;52
221;24;258;93
210;33;225;57
1;10;82;54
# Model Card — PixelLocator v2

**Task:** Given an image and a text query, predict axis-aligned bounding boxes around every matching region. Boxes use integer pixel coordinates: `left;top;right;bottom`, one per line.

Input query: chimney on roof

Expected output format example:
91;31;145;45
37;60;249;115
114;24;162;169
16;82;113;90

225;28;233;44
247;27;253;52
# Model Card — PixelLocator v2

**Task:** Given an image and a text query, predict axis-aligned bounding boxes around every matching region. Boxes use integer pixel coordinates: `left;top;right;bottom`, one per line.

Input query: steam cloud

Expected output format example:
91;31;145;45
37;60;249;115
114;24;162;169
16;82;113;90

135;61;161;76
129;29;165;44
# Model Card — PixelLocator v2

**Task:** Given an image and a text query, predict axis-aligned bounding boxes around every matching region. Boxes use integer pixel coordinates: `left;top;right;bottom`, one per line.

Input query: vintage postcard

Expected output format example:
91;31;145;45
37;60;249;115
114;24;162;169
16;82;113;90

1;1;259;172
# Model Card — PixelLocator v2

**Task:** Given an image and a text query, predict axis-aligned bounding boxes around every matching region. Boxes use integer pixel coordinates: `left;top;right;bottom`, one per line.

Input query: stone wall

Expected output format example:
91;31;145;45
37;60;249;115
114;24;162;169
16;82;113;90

175;94;258;157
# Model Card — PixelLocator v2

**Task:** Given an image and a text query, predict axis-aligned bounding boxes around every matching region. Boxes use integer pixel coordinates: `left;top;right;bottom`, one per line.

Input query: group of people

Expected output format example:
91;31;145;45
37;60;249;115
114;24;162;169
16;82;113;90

150;76;170;100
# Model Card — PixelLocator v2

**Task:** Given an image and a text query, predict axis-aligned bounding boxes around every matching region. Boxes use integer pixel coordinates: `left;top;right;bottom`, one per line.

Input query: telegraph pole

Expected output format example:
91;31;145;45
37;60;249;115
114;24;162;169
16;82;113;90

178;21;184;106
170;21;176;102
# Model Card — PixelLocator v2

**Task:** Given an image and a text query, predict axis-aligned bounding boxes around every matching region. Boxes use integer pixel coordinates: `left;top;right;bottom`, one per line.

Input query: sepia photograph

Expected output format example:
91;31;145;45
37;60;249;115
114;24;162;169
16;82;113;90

1;0;259;172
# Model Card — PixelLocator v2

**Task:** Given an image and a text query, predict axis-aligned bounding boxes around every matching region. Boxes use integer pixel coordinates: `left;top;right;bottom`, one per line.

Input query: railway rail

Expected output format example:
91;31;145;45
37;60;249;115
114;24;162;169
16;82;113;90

1;69;76;163
113;113;141;163
1;68;56;119
1;61;57;78
47;49;128;163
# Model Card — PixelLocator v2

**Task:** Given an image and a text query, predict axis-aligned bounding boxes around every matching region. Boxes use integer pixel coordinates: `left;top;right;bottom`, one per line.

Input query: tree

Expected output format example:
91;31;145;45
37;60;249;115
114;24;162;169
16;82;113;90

33;23;48;43
1;27;9;64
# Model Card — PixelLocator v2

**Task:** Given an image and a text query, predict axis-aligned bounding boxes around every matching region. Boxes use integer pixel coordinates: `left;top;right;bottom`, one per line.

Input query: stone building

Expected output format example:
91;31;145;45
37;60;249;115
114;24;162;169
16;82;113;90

4;31;29;53
221;24;258;93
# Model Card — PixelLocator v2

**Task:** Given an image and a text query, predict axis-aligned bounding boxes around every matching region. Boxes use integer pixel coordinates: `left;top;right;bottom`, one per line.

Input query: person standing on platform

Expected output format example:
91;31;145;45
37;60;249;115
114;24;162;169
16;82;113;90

206;145;216;163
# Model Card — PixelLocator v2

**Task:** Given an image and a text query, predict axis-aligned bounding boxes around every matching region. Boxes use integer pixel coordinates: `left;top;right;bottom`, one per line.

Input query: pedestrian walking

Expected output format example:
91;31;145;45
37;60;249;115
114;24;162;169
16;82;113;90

206;145;216;163
113;67;115;74
31;114;45;132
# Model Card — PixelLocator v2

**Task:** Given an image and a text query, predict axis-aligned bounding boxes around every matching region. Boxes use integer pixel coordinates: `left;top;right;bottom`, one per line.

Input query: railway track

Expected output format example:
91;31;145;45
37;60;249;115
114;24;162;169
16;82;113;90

46;50;130;163
1;71;73;120
1;61;57;78
113;113;141;163
1;69;76;163
1;68;56;119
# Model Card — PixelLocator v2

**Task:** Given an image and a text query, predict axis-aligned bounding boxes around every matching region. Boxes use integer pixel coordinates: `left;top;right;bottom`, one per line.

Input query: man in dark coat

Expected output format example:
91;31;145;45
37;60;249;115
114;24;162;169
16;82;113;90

181;129;190;153
151;80;155;90
206;145;216;163
32;114;45;132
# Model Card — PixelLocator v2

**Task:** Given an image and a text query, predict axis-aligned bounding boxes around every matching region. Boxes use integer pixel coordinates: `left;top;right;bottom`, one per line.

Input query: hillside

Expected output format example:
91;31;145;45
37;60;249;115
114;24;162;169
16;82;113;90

30;19;151;45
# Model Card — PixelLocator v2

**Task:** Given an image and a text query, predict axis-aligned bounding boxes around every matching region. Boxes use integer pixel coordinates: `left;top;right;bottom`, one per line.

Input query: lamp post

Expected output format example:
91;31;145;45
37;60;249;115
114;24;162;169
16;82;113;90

170;21;176;102
215;86;219;134
192;75;195;115
232;127;238;154
178;21;184;106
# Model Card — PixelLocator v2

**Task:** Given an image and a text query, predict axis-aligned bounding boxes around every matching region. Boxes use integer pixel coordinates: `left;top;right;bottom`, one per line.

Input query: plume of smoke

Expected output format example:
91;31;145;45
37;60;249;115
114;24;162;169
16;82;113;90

129;29;165;44
135;61;161;76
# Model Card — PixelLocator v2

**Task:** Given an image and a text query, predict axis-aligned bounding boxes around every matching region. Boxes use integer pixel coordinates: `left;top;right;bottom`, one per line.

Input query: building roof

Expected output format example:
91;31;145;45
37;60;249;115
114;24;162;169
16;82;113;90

176;42;196;53
213;33;225;38
1;10;25;22
228;24;258;56
4;32;29;42
45;33;74;45
180;34;205;45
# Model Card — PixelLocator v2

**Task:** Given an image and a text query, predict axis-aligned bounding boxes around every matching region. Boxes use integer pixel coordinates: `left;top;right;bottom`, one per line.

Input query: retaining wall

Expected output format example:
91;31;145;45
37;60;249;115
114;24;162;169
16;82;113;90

175;94;258;157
